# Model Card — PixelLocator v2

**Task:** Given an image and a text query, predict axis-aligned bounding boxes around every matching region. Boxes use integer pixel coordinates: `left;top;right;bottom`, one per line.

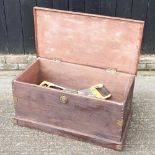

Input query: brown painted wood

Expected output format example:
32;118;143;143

14;59;40;84
13;58;134;147
15;58;135;103
15;118;124;150
14;89;122;141
12;7;144;151
121;82;134;138
34;7;144;75
15;117;123;150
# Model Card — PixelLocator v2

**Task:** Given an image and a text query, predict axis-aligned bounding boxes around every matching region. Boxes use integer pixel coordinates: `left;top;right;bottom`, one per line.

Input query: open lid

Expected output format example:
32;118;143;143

34;7;144;75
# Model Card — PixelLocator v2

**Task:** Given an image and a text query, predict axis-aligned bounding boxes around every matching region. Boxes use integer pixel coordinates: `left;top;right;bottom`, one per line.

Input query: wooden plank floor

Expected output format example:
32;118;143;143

0;71;155;154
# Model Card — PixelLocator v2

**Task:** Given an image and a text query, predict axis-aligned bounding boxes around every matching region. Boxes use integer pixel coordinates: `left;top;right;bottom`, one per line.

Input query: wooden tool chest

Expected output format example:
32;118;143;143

12;7;144;150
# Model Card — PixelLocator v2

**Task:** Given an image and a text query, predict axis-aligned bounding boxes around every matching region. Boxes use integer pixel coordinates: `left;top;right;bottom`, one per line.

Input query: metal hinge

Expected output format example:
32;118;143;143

51;58;62;63
105;68;117;73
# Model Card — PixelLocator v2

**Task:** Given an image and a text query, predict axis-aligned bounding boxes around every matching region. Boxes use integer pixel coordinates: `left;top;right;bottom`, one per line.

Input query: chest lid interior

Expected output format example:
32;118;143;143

34;7;144;75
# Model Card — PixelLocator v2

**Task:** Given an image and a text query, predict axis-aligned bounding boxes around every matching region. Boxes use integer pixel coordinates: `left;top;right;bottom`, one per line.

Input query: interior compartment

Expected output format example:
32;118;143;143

16;58;135;103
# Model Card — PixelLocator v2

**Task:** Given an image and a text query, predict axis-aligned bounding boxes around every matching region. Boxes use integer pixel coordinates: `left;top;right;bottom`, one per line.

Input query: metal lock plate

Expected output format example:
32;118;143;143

59;95;68;104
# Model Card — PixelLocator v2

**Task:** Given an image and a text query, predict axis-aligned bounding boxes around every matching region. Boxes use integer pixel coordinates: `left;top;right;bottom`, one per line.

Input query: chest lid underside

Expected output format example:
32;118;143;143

34;7;144;75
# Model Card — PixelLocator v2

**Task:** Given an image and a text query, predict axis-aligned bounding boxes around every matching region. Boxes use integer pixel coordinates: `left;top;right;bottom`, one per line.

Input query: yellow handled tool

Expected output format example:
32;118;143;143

40;81;111;100
90;84;111;99
40;81;65;90
40;81;77;94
